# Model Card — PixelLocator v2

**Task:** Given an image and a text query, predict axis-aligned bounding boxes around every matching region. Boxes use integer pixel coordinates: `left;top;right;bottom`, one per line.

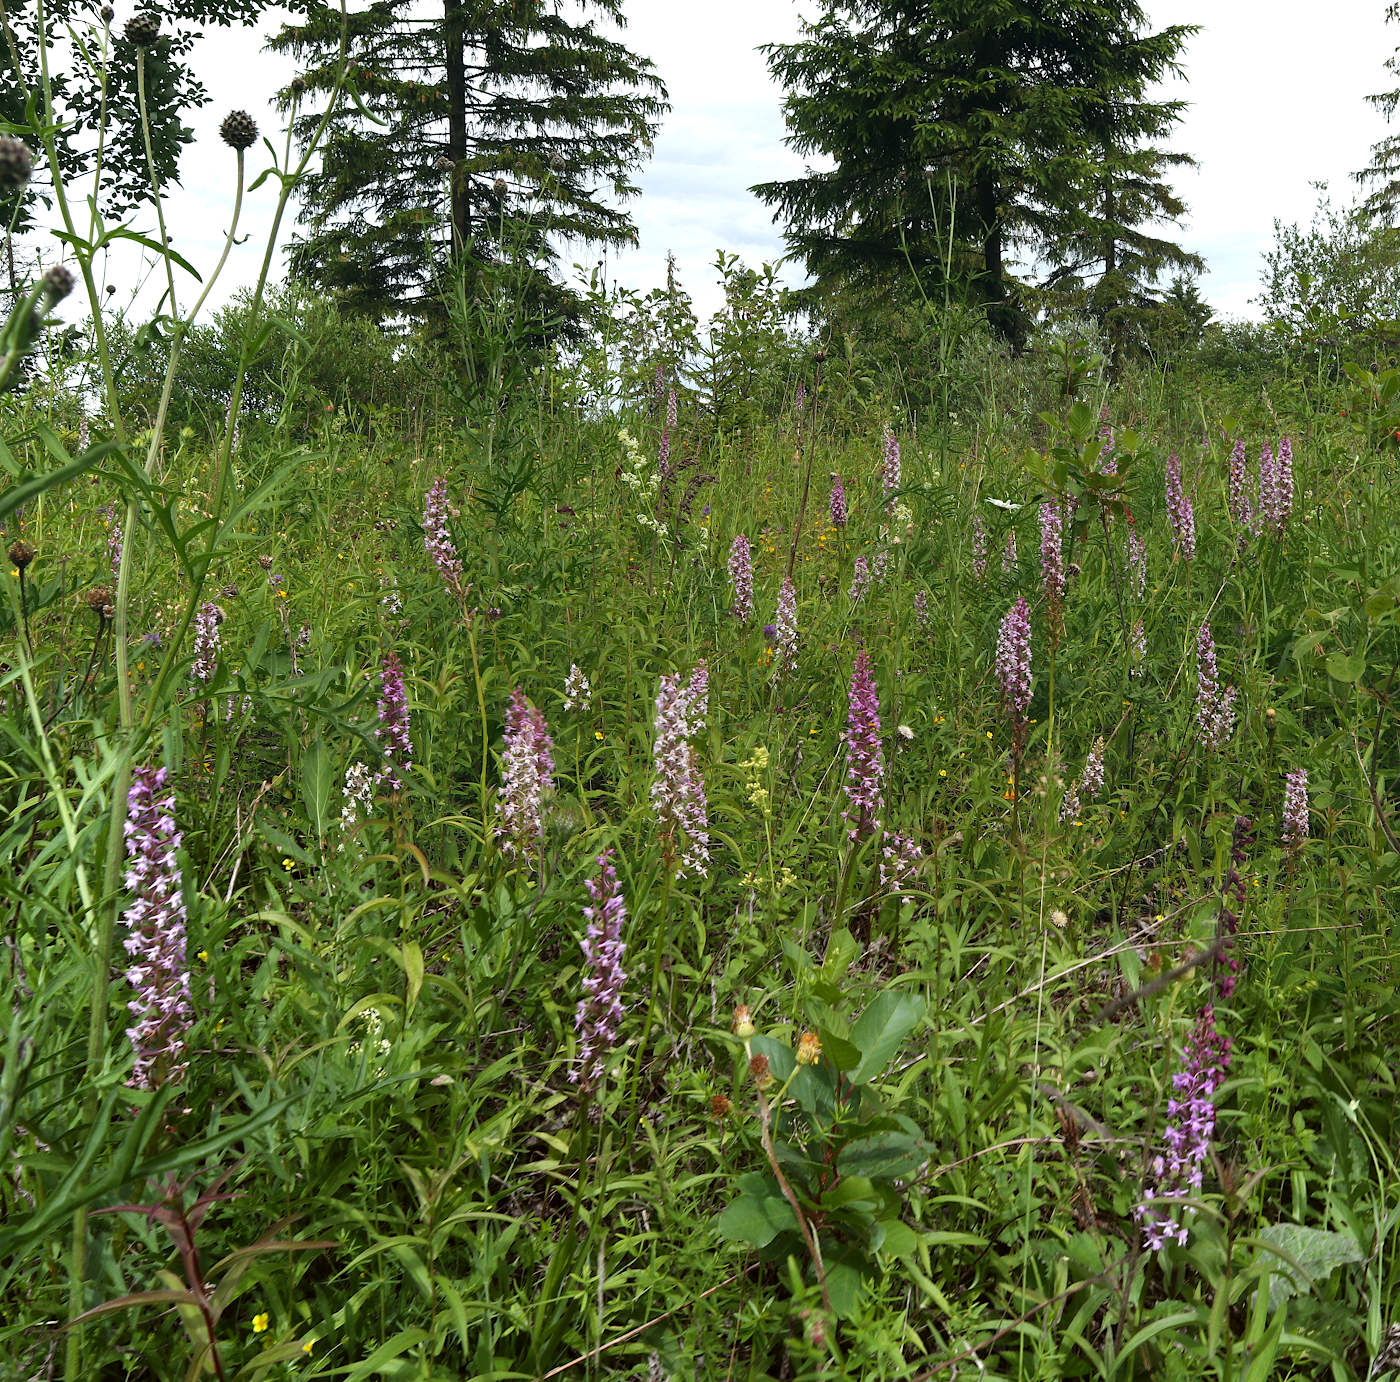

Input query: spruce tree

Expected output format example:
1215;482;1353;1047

1355;2;1400;225
755;0;1197;350
269;0;666;326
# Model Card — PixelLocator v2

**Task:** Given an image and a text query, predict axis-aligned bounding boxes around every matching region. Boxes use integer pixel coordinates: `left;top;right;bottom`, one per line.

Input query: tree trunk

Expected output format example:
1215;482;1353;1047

977;177;1026;352
444;0;469;254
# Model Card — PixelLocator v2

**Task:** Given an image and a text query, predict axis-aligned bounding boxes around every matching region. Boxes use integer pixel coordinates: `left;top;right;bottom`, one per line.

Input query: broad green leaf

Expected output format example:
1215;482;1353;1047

1251;1224;1364;1302
716;1194;797;1248
850;991;925;1085
837;1131;931;1180
1325;651;1366;683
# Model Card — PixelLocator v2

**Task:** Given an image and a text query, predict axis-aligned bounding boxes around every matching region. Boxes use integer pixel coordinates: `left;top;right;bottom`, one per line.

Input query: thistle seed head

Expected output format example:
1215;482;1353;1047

0;137;34;193
123;10;159;45
8;539;34;570
219;110;258;151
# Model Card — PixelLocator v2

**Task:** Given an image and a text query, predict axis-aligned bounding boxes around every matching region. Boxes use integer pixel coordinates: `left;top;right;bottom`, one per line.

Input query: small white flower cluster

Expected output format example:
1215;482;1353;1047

617;427;668;539
339;761;375;847
563;663;591;712
348;1006;391;1075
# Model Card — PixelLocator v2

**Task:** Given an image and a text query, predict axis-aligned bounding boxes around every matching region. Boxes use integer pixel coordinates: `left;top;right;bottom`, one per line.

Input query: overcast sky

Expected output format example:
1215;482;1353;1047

83;0;1400;329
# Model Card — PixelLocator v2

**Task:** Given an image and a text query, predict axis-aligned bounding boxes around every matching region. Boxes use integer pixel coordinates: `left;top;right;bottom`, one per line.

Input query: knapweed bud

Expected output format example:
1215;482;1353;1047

41;264;74;305
1264;707;1276;738
795;1031;822;1066
549;151;565;171
100;4;114;21
731;1004;754;1039
123;10;159;44
493;177;507;196
8;539;34;571
434;155;452;171
219;110;258;151
0;137;33;193
289;75;307;96
748;1052;771;1089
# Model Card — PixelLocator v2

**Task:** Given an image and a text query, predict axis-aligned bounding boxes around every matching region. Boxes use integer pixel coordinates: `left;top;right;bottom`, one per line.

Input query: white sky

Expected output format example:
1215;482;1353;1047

64;0;1400;330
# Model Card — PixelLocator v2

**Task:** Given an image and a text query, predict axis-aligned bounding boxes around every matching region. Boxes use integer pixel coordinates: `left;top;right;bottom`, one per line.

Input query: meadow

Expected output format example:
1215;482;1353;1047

6;286;1400;1382
3;21;1400;1375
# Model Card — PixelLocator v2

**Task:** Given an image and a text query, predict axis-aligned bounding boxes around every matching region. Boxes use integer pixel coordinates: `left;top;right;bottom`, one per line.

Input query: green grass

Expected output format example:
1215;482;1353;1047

4;357;1400;1382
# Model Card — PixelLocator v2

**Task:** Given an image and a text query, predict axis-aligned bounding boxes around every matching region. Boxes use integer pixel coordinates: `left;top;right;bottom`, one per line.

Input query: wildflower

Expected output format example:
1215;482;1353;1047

190;602;224;684
1040;499;1066;637
666;387;677;433
1214;815;1252;998
1098;422;1117;475
1194;622;1237;750
1164;453;1195;559
728;534;753;625
881;425;901;505
871;547;889;584
995;597;1032;722
651;666;709;876
375;651;412;789
1001;529;1018;574
497;687;555;862
848;553;871;604
732;1004;755;1038
1259;438;1293;534
795;1031;822;1066
1282;767;1309;851
842;649;884;841
879;829;922;898
1058;780;1081;824
423;476;465;601
1129;617;1146;676
1137;1004;1231;1250
1081;736;1105;797
971;513;988;579
380;573;402;612
914;588;931;629
121;766;193;1091
773;578;797;678
1126;523;1146;601
1227;437;1254;536
829;473;847;529
252;1313;269;1334
100;501;123;580
795;380;806;412
563;663;590;712
573;851;627;1095
339;762;374;844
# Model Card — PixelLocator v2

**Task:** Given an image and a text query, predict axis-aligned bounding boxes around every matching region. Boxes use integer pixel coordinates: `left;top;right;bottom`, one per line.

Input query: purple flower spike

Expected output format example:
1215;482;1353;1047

972;514;988;579
829;474;848;530
728;534;753;625
1137;1004;1231;1250
497;686;555;861
651;665;709;877
1282;767;1309;851
881;425;901;505
1194;622;1237;750
1228;438;1254;536
190;602;224;684
773;578;797;678
848;554;871;604
376;651;412;789
996;597;1032;722
122;766;193;1091
423;477;465;601
574;851;627;1095
842;649;884;842
1165;453;1196;559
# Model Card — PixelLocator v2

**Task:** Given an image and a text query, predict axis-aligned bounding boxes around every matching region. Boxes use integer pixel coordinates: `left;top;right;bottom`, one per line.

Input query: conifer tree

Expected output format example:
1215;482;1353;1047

755;0;1197;350
270;0;666;325
1355;2;1400;225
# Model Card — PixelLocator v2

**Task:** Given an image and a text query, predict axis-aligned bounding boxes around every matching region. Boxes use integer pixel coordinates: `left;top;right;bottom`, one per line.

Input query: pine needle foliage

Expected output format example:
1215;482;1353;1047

269;0;668;326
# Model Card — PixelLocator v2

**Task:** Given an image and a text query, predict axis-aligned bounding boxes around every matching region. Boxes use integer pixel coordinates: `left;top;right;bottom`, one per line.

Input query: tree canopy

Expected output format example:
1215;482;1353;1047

754;0;1199;351
269;0;668;327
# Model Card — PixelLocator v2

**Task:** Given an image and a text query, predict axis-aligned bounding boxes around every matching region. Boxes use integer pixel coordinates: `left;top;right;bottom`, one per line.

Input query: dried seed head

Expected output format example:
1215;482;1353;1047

747;1053;771;1089
0;137;34;193
123;10;159;44
8;539;34;570
41;264;75;305
710;1094;731;1118
434;155;452;171
731;1004;754;1039
84;584;114;617
1264;707;1276;737
289;75;307;96
258;554;273;570
219;110;258;151
549;151;565;171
